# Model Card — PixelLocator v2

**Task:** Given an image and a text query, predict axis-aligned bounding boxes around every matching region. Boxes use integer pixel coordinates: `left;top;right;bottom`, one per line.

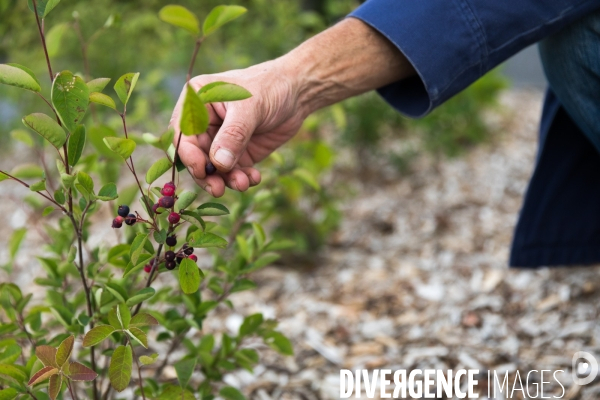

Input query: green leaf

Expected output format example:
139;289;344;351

0;64;41;92
125;288;155;307
292;168;320;191
46;23;69;57
8;229;26;260
42;206;54;216
83;325;115;347
87;78;111;93
175;191;197;211
153;229;167;244
197;202;229;216
51;70;90;133
159;5;199;35
239;313;263;337
27;0;61;17
188;231;227;248
219;386;247;400
103;137;136;160
22;113;66;149
29;180;46;192
127;327;148;348
67;361;98;381
0;363;27;382
113;72;140;106
158;385;196;400
97;183;118;201
139;353;158;366
67;125;86;166
116;303;131;329
109;345;132;392
145;157;172;185
180;211;205;231
10;129;34;147
174;357;196;388
231;278;257;294
12;164;44;179
180;84;209;136
129;233;149;266
0;345;20;365
123;253;153;279
203;5;247;36
263;332;293;356
179;258;201;294
55;335;74;367
76;171;94;198
129;312;158;328
105;282;128;304
90;92;116;110
198;82;251;103
0;388;18;400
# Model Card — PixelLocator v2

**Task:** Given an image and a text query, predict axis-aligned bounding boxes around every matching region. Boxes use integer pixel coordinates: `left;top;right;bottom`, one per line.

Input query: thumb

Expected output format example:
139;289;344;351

209;108;257;172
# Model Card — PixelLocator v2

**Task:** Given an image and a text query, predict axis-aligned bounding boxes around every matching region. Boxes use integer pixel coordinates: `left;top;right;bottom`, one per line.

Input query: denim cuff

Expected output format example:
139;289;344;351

349;0;484;118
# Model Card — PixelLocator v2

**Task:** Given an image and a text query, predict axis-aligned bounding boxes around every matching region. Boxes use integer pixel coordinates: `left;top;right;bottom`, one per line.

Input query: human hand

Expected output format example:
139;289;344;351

170;59;307;197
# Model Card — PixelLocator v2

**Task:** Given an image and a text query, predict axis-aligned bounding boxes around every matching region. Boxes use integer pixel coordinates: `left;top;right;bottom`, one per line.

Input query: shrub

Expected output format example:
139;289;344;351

0;3;293;399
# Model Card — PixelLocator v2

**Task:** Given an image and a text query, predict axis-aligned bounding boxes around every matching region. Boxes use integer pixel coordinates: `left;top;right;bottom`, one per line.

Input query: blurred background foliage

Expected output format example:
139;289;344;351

0;0;507;254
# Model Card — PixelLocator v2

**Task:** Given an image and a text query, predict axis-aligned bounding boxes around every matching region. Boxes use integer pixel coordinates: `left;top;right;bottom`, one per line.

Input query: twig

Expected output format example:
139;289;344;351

129;344;147;400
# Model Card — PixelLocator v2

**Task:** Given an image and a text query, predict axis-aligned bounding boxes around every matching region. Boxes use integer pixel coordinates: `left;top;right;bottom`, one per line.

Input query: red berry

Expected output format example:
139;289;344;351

144;264;152;273
189;254;198;262
164;182;176;190
159;196;175;209
112;216;124;228
161;186;175;197
168;212;180;224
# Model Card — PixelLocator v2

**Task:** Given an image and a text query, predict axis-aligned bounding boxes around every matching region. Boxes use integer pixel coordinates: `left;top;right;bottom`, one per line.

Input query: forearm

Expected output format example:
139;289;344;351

277;17;415;115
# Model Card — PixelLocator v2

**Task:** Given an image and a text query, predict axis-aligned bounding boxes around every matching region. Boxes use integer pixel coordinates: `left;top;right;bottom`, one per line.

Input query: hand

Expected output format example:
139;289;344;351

170;18;414;197
170;59;307;198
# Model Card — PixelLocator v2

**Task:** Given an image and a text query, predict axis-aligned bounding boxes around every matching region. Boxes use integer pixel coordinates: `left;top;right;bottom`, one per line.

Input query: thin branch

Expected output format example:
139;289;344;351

172;36;205;183
0;169;66;211
31;0;53;81
129;344;147;400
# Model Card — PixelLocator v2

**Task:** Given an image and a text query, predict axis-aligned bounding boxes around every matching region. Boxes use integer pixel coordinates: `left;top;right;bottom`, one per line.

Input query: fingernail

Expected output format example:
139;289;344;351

214;148;235;170
204;185;213;196
187;166;195;178
230;180;239;191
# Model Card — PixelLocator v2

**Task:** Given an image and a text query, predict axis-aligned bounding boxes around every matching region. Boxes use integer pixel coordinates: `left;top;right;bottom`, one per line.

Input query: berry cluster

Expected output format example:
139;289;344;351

112;205;137;228
152;182;181;224
143;239;197;273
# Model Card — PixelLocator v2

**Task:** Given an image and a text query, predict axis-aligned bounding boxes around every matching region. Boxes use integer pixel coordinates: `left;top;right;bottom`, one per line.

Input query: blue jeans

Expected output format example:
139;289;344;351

539;10;600;152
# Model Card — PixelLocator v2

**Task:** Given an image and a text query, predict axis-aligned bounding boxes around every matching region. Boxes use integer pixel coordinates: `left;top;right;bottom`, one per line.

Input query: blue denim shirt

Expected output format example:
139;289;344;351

350;0;600;267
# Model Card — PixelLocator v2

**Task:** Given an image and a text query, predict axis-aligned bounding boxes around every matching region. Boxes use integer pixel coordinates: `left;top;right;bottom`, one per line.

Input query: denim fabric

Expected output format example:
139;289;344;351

349;0;600;267
350;0;600;117
539;10;600;152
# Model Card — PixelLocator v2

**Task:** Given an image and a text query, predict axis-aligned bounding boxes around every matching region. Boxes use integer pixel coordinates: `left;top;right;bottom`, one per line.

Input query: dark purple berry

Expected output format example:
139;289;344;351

168;212;180;224
153;203;163;214
165;251;176;262
205;161;217;176
165;261;176;270
166;235;177;247
112;216;124;228
117;205;130;218
176;255;184;264
188;254;198;262
125;214;137;226
159;196;175;209
184;246;194;255
161;186;175;197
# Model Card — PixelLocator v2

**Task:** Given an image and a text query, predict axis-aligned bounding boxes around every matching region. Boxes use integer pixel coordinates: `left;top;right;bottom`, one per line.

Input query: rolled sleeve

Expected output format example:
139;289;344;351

350;0;600;118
